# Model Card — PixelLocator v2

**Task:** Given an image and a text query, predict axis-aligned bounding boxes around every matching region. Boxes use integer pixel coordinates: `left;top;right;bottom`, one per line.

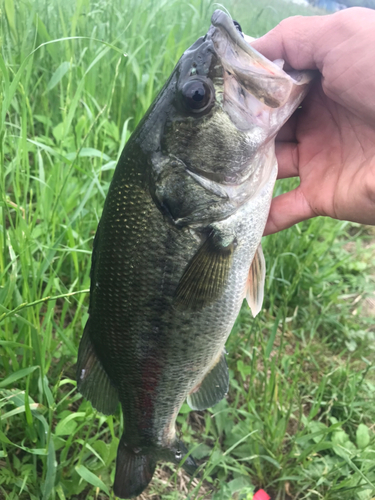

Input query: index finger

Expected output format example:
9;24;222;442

250;8;370;72
251;8;375;127
250;14;328;71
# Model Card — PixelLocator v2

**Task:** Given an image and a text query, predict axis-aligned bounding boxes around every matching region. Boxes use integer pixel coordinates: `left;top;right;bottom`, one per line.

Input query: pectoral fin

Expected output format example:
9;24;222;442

246;244;265;317
187;351;229;410
174;230;236;311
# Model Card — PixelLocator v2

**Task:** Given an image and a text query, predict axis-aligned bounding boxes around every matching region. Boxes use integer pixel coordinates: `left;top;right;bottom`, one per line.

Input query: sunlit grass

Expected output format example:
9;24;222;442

1;0;375;498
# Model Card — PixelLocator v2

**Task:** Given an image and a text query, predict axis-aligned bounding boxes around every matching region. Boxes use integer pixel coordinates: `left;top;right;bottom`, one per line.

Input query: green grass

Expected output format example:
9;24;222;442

1;0;375;498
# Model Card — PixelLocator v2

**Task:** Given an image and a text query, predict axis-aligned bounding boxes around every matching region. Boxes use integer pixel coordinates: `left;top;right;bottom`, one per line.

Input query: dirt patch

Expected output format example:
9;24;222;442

139;465;212;499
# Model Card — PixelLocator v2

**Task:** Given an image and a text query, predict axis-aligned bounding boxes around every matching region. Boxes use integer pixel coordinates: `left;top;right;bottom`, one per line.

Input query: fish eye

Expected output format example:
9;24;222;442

181;80;212;113
175;450;182;460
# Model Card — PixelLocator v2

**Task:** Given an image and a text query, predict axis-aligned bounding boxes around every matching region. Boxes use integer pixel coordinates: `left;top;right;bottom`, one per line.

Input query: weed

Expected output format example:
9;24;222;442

1;0;374;498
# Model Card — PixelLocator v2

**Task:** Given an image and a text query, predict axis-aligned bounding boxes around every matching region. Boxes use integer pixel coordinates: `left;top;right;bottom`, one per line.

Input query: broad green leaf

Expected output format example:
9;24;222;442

46;62;71;91
55;484;67;500
91;440;109;465
0;429;12;444
65;148;110;161
52;123;64;142
265;309;283;358
84;442;106;466
0;389;34;406
356;424;370;449
75;465;109;495
107;437;119;465
34;15;58;60
0;366;38;388
55;412;85;436
192;443;212;460
41;375;55;407
4;0;17;40
307;421;329;444
227;476;253;495
0;341;32;349
26;139;71;165
332;429;350;446
332;441;357;460
237;360;251;380
1;403;42;420
21;447;48;456
43;439;56;500
179;403;191;414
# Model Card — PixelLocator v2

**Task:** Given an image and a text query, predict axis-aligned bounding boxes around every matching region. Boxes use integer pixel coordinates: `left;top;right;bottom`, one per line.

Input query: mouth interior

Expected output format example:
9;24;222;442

209;10;298;109
211;11;284;75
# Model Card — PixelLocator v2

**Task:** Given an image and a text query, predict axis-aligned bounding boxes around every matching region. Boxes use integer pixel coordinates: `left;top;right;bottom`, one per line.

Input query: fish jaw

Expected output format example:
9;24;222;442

208;9;315;142
209;9;315;105
209;9;296;108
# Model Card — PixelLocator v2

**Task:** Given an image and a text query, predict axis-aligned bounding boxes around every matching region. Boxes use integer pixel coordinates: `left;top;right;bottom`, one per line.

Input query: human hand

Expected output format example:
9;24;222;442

251;7;375;235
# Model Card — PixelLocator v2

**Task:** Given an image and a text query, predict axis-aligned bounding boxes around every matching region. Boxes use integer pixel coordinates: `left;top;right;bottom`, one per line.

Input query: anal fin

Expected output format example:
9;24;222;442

246;244;266;317
187;350;229;410
76;321;119;415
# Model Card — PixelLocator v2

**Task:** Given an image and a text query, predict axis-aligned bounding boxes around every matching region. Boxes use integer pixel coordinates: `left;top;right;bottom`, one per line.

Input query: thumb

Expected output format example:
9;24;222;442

263;187;316;236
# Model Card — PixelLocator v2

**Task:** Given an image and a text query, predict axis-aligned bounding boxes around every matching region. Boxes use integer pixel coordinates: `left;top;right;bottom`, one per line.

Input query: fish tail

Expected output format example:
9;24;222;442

114;435;157;499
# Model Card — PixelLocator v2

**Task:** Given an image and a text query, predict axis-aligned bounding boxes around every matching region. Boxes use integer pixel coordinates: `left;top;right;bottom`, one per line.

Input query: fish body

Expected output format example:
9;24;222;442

77;10;313;498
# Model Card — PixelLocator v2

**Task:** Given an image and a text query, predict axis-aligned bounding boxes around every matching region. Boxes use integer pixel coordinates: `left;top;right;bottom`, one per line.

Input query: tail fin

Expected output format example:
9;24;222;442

114;436;157;499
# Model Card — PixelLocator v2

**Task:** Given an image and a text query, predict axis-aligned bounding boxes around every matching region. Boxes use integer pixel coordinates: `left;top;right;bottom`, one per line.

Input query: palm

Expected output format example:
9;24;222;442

267;80;375;234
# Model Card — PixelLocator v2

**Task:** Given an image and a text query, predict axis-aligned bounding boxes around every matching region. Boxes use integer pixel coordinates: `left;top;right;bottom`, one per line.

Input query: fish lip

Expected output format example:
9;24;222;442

210;9;312;82
210;10;286;78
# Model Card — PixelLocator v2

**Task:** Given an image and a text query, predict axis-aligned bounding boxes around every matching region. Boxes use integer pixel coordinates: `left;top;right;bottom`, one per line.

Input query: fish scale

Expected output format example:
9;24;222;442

76;9;314;498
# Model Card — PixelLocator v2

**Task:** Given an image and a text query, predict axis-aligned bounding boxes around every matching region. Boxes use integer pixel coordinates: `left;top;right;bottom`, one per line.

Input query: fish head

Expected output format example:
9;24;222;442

144;10;315;224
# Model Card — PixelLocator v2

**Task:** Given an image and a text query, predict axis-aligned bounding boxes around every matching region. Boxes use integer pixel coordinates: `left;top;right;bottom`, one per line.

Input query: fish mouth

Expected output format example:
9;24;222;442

209;9;314;110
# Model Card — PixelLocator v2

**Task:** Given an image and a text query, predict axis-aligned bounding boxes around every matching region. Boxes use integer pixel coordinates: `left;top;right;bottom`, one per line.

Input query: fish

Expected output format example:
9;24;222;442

76;10;314;499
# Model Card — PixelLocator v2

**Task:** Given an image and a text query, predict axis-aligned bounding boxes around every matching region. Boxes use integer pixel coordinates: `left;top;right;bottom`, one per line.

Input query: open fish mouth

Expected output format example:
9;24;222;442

209;9;313;109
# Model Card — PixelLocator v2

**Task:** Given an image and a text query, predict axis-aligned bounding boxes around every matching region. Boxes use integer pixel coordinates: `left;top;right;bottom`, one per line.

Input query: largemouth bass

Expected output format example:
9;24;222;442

77;10;313;498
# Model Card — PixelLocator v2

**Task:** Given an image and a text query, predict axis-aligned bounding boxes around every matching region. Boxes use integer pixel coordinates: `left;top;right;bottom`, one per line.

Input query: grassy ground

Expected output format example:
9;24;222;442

1;0;375;499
